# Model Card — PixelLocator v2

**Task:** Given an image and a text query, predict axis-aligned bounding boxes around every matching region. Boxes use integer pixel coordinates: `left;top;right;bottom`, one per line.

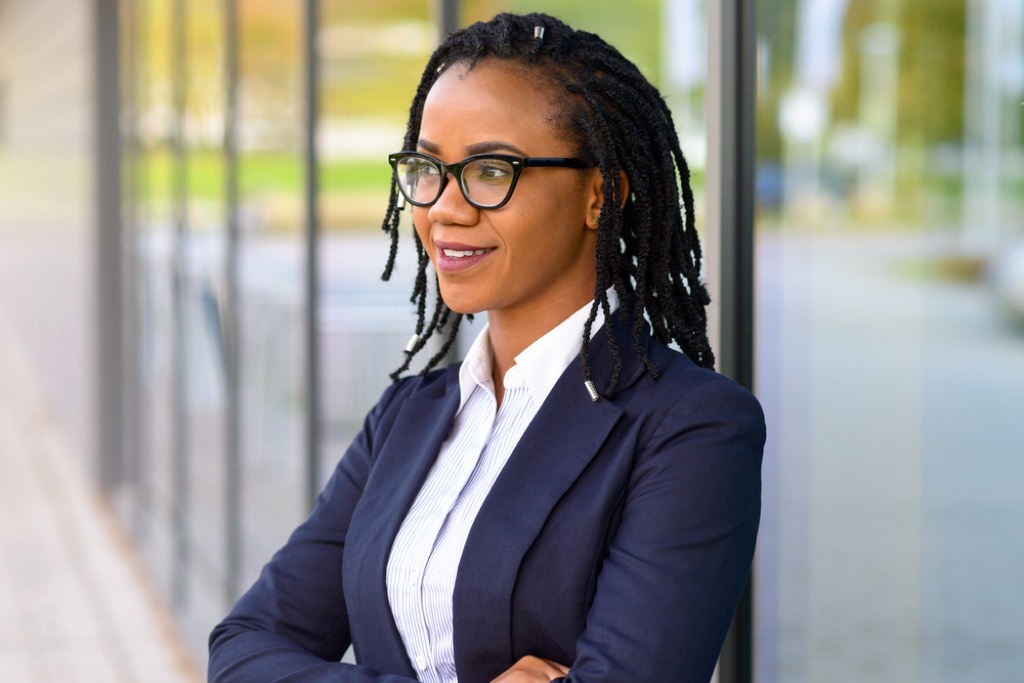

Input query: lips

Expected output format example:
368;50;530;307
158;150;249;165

434;241;495;273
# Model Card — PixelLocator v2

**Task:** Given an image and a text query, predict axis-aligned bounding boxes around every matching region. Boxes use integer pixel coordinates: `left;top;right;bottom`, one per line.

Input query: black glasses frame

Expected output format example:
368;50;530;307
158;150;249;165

388;151;590;210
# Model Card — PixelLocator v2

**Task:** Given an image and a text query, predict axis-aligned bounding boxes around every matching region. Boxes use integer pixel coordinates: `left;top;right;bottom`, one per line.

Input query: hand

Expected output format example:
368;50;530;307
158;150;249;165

489;655;570;682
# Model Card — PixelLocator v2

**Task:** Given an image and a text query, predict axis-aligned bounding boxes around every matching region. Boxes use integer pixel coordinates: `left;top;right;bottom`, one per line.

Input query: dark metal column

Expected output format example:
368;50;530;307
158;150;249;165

437;0;459;36
94;0;124;493
707;0;757;681
303;0;321;509
712;0;757;391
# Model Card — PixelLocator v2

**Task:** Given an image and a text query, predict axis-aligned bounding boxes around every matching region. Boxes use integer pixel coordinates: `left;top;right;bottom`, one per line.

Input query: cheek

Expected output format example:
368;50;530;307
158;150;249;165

529;188;588;244
412;209;431;247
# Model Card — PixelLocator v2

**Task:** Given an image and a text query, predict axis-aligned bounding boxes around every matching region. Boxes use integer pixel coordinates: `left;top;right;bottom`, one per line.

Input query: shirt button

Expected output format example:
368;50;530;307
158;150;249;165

416;655;428;670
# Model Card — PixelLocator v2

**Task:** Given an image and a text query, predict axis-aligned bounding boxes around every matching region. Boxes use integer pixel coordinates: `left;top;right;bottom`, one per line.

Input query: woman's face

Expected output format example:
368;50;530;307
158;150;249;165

412;60;602;325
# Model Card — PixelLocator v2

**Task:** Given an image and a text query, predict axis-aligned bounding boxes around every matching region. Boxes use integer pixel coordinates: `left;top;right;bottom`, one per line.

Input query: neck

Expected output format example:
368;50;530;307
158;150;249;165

486;290;594;399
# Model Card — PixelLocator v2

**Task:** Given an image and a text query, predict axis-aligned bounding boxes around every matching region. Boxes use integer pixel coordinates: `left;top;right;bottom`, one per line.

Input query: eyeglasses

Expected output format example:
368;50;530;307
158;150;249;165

388;151;590;210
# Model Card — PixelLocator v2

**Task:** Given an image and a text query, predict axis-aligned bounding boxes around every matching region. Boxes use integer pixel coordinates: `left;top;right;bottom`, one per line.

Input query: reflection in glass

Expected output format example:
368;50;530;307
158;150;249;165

236;0;308;588
755;2;1024;681
182;0;230;654
317;0;435;491
128;0;180;604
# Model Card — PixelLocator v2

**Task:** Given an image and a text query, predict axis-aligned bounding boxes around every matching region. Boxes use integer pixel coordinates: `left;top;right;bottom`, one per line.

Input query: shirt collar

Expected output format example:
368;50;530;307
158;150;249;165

457;288;620;410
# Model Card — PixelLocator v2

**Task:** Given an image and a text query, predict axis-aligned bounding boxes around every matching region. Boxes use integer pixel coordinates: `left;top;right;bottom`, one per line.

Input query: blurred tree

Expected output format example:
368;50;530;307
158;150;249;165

830;0;966;147
320;0;432;118
461;0;663;84
757;0;968;158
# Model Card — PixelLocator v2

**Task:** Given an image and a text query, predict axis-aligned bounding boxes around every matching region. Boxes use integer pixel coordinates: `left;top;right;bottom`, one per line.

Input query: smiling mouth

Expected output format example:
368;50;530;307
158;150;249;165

442;248;493;259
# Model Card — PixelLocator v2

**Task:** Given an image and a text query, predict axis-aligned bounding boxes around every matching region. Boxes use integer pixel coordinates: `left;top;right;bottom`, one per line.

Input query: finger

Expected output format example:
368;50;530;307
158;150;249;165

542;658;571;675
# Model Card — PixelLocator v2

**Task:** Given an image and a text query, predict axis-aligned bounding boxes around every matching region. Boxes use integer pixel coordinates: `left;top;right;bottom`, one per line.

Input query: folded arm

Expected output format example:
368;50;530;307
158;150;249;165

208;384;419;683
550;378;765;683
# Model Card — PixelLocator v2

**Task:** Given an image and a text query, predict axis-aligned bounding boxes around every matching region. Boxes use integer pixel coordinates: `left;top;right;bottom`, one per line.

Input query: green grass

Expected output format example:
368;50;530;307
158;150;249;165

133;148;392;201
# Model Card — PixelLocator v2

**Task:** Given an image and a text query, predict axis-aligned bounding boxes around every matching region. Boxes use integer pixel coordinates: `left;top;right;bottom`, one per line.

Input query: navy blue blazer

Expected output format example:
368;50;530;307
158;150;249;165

209;317;765;683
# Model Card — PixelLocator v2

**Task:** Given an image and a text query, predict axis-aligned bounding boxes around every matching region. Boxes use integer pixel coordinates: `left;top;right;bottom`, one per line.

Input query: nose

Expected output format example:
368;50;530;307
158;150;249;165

426;172;479;225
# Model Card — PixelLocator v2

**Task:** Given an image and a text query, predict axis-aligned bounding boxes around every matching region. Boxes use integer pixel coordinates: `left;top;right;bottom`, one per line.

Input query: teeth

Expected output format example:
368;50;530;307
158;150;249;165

442;248;489;258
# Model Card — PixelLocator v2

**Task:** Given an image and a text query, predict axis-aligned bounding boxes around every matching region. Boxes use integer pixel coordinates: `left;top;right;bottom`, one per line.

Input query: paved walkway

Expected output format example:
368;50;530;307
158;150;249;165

0;313;201;683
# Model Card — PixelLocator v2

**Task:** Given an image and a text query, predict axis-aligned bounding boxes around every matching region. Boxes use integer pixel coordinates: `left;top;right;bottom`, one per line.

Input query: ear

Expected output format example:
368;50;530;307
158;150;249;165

584;170;631;230
618;171;631;209
583;168;604;231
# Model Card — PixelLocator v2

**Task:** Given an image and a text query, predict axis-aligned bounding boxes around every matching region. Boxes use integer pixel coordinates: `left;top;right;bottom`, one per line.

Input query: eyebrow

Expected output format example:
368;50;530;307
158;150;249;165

417;138;529;157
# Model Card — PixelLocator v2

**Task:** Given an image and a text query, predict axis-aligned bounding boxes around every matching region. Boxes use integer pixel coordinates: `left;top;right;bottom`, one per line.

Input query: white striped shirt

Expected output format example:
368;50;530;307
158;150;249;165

385;291;616;682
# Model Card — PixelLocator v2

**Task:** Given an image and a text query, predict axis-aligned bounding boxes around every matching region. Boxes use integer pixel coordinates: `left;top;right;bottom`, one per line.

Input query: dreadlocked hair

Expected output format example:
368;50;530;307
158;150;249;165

380;12;715;392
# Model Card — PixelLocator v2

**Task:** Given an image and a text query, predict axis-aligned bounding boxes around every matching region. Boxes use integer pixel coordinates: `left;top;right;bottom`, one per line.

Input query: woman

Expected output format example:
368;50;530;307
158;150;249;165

209;12;764;683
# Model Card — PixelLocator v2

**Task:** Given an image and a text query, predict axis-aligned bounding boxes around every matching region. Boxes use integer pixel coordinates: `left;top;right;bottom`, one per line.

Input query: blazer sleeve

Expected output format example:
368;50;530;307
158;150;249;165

562;376;765;683
207;382;419;683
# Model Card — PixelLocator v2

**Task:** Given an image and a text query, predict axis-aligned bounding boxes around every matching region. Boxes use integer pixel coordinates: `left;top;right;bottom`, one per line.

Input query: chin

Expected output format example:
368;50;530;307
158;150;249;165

440;299;485;316
432;276;488;314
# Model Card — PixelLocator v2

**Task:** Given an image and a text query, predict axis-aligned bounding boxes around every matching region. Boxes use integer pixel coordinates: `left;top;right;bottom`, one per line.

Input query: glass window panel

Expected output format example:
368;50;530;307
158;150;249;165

754;1;1024;681
318;1;429;231
129;0;180;602
317;0;435;491
237;0;308;587
181;0;231;654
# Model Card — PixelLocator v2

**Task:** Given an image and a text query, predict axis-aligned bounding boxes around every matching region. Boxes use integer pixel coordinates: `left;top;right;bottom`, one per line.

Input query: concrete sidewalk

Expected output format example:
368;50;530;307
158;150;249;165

0;315;201;682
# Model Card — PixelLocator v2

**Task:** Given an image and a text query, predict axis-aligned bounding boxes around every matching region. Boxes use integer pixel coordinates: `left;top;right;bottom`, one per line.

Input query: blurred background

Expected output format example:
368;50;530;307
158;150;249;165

0;0;1021;681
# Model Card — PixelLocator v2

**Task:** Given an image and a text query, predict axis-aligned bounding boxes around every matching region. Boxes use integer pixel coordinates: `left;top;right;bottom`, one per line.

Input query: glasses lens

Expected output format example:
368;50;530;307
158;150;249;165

462;157;516;208
396;155;442;205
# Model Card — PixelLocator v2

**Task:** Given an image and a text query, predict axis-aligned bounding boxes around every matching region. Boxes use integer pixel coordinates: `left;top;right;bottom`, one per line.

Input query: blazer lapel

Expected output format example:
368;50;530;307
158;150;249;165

452;315;651;678
344;373;461;676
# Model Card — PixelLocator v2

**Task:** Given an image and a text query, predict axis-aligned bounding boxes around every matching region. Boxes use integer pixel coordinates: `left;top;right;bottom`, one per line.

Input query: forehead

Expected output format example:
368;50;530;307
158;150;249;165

418;60;563;153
